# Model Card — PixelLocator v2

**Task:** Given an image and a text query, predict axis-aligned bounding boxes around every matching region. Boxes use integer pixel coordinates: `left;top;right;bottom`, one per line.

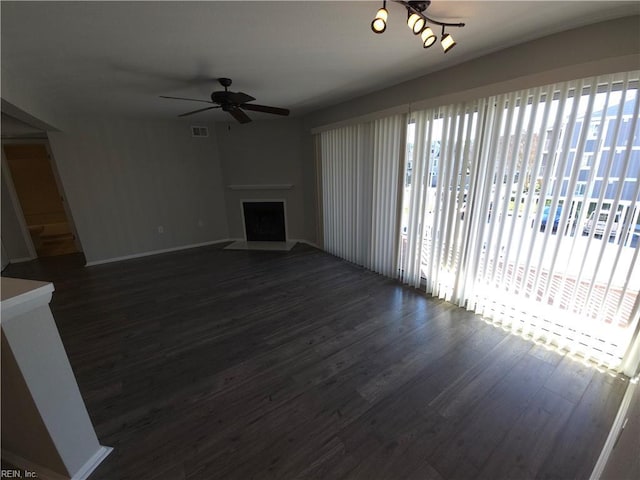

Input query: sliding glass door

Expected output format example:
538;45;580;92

399;72;639;370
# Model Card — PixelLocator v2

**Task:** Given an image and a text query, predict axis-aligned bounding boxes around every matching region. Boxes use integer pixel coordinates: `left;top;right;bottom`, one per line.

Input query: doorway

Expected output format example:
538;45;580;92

3;143;80;257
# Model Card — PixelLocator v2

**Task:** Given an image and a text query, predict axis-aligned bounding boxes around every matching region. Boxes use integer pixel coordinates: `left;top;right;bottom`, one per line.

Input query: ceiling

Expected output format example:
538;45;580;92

1;1;639;124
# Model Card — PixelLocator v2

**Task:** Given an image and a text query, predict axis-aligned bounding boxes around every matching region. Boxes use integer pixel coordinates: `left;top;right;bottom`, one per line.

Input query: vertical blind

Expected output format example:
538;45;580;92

319;71;639;373
320;115;405;276
400;72;639;371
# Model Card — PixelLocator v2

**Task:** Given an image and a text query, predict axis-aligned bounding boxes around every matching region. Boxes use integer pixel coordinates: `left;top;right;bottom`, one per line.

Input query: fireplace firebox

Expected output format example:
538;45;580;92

242;201;286;242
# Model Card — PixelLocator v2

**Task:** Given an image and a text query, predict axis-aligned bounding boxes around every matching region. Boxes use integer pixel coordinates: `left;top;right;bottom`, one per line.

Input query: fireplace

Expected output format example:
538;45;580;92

242;201;286;242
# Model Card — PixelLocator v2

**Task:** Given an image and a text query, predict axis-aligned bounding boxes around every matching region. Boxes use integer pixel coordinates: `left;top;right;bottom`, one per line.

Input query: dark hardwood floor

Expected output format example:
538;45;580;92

2;243;627;479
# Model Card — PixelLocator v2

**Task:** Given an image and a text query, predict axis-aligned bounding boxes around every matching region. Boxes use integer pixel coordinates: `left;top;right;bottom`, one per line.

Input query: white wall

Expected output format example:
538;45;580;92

215;118;316;242
48;119;229;264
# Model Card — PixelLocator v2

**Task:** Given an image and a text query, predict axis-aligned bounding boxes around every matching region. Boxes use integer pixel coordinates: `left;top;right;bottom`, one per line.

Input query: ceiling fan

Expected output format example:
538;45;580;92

160;77;290;124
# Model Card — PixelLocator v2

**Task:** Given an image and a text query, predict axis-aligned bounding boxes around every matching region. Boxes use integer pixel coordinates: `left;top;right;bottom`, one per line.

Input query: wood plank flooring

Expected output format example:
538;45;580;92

1;243;628;479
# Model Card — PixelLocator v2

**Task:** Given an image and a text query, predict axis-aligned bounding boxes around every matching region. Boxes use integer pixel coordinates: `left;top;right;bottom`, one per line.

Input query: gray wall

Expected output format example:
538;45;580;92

304;16;640;130
215;118;316;242
48;119;229;264
2;16;638;261
1;113;46;138
301;15;640;248
1;241;8;270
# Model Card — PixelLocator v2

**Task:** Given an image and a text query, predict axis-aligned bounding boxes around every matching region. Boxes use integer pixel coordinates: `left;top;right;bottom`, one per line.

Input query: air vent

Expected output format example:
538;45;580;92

191;126;209;137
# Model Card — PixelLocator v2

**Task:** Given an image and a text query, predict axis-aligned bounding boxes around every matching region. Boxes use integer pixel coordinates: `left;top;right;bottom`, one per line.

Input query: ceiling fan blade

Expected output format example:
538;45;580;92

228;107;252;124
160;95;213;104
241;103;290;116
178;106;219;117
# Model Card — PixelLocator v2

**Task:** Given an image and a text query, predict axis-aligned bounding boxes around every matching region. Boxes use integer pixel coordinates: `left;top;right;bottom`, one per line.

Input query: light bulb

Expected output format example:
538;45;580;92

371;8;388;34
407;13;424;35
441;33;456;53
421;27;436;48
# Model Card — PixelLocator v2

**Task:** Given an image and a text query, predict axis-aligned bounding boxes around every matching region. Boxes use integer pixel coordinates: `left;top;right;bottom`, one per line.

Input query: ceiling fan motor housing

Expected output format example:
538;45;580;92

218;77;233;89
211;91;228;104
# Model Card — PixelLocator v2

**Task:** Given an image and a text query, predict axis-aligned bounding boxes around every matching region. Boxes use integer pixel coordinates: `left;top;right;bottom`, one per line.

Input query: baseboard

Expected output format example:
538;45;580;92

2;445;112;480
85;239;233;266
71;445;113;480
84;238;321;266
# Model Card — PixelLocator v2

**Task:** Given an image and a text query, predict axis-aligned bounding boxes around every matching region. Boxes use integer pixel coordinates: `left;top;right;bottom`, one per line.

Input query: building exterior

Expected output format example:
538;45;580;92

547;96;639;244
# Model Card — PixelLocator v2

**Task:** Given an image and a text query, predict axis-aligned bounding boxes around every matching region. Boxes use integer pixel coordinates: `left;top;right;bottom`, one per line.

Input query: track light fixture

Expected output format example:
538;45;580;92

370;0;465;54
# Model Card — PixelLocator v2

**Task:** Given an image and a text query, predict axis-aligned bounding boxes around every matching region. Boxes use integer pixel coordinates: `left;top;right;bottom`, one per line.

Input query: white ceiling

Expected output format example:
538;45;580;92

1;1;639;123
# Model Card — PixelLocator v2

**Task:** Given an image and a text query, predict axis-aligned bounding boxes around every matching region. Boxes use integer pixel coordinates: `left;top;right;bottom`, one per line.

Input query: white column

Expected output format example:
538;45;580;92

1;277;112;480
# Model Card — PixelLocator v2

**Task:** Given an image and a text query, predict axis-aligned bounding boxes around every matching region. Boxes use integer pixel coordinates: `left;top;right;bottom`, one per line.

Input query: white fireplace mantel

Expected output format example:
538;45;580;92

227;184;294;190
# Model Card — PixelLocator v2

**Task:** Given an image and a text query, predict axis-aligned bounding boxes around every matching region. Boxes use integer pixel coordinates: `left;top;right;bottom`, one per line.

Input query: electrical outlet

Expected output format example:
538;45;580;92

157;225;164;234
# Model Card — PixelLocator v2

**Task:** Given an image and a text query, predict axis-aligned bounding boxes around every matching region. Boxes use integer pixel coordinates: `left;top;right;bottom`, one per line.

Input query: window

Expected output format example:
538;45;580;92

581;153;594;168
